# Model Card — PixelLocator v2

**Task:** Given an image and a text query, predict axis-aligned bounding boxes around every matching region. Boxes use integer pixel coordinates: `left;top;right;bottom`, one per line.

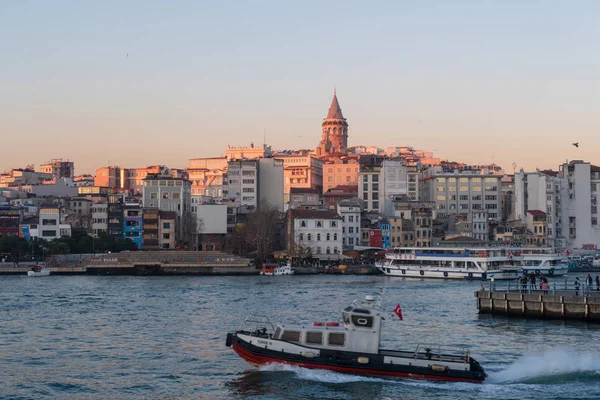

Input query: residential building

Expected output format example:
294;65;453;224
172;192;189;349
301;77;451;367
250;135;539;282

187;156;228;198
0;206;21;238
123;200;143;249
21;178;79;197
286;209;343;259
275;152;323;205
107;194;124;238
224;158;284;212
195;203;227;251
420;166;503;221
288;187;323;210
0;168;52;187
526;210;547;246
392;198;435;247
323;185;359;210
95;165;177;194
91;203;108;236
337;199;361;250
38;207;71;240
142;173;192;242
225;143;273;160
142;208;160;250
159;211;176;249
322;156;360;193
40;159;74;178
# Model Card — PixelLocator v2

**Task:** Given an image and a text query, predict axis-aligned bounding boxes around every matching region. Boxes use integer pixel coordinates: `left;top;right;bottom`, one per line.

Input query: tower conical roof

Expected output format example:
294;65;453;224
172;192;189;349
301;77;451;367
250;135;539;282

326;91;345;119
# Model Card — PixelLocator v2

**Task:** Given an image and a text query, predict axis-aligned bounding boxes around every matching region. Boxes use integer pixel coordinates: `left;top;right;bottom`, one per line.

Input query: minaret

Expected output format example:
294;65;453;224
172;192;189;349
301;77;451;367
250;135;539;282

318;88;348;155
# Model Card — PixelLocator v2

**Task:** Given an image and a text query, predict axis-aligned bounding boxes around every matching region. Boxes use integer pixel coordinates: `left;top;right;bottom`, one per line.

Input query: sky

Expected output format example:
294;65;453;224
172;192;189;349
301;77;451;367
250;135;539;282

1;1;599;175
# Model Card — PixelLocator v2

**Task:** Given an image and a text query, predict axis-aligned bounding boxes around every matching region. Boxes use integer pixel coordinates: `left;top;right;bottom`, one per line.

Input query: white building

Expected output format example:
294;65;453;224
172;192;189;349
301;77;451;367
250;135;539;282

337;199;362;250
91;203;108;236
38;207;71;240
470;211;489;241
287;209;343;259
421;168;503;221
225;158;284;212
558;161;600;249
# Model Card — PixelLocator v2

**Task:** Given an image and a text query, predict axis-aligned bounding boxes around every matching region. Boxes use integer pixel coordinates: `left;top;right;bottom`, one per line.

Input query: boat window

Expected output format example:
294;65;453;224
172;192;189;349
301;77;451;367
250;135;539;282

342;312;350;324
280;330;301;343
273;327;281;339
351;315;374;328
352;308;370;314
306;331;323;345
328;332;346;346
344;306;353;312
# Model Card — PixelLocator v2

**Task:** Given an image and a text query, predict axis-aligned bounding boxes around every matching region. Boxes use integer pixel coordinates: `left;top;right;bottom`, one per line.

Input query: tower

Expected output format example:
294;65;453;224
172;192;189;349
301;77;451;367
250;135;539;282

317;89;348;156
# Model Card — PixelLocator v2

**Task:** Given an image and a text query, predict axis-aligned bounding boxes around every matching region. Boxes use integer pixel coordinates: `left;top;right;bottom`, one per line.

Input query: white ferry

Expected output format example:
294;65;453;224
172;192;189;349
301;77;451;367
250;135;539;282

519;248;568;277
375;247;522;280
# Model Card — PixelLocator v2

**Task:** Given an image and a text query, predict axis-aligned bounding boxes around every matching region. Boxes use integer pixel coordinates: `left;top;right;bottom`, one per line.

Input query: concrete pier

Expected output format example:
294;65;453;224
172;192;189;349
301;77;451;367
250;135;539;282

475;287;600;323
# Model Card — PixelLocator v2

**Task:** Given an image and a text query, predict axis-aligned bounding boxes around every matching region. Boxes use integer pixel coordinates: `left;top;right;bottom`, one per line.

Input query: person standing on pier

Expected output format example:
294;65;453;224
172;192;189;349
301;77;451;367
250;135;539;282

586;274;593;286
575;277;581;296
595;275;600;291
529;272;537;291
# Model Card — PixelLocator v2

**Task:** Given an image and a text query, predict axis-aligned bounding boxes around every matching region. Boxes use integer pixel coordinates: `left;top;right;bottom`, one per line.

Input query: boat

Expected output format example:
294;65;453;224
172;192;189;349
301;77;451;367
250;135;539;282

519;248;569;277
27;265;51;277
259;262;295;276
226;294;487;383
375;247;522;280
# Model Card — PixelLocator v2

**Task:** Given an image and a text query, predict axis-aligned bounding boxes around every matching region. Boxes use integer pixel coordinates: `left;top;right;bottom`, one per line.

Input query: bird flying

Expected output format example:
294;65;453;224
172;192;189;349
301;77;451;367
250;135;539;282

572;142;579;148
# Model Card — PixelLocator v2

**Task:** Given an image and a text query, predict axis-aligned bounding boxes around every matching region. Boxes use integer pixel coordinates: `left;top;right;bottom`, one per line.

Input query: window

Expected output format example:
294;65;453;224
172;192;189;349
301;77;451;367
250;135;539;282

162;192;169;199
326;247;331;254
372;175;379;182
349;227;354;234
349;216;354;223
163;233;170;239
316;221;323;227
317;233;321;241
281;330;301;343
334;233;338;240
363;175;368;183
299;233;304;241
163;222;171;229
326;233;330;240
328;332;346;346
307;234;312;241
150;193;158;199
349;238;354;245
172;193;180;199
301;221;306;227
372;201;379;209
305;332;323;345
351;315;374;328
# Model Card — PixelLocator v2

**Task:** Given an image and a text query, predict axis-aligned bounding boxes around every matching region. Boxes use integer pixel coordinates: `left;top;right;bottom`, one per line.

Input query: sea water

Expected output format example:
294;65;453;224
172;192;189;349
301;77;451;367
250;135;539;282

1;274;599;399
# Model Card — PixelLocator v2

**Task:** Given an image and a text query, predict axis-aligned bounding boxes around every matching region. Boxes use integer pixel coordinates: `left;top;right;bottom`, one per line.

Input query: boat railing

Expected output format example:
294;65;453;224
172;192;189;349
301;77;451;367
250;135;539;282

410;343;470;361
238;315;275;335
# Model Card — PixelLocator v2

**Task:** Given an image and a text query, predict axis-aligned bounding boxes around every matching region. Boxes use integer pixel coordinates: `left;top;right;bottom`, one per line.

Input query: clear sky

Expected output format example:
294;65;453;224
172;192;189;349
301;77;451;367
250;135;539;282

1;1;599;175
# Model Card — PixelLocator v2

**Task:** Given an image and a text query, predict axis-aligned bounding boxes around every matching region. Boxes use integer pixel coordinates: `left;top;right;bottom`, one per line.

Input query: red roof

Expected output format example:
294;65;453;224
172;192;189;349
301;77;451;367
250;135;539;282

527;210;546;216
290;187;321;194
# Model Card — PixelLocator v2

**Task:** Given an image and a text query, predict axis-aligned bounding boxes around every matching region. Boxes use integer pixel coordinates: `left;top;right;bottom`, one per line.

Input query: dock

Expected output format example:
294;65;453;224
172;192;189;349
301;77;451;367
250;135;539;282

475;280;600;323
0;251;255;276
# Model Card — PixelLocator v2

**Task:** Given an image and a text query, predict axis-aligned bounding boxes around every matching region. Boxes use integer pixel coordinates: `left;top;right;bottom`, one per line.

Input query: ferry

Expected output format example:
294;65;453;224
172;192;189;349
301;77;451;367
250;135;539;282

520;248;569;277
260;262;295;276
226;294;487;383
375;247;522;280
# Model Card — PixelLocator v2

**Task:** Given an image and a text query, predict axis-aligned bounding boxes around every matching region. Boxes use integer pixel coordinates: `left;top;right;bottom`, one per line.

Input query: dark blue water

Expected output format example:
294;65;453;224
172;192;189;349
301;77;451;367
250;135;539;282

1;274;599;399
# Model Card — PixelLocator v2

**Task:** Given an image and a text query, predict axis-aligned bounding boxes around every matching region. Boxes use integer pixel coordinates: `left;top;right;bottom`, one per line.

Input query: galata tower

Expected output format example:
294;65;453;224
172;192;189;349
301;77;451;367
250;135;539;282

316;89;348;156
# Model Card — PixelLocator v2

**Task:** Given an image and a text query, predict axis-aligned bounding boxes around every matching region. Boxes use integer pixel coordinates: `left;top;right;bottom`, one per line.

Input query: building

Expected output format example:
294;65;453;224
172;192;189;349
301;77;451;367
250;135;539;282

159;211;176;249
195;203;227;251
323;185;359;210
322;156;360;193
392;199;435;247
420;167;503;221
0;168;53;188
142;208;160;250
224;158;284;212
187;156;228;198
286;209;343;259
91;203;108;236
514;169;564;248
558;160;600;249
274;152;323;205
225;143;273;160
526;210;547;246
316;89;348;156
337;199;362;250
40;159;74;179
123;200;143;249
95;165;176;195
288;187;323;210
0;206;21;238
37;207;71;240
142;172;192;243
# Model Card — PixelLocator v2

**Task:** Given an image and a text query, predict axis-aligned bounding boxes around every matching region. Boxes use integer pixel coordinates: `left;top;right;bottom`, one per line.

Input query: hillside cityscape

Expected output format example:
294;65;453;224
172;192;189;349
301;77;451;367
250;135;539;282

1;90;598;261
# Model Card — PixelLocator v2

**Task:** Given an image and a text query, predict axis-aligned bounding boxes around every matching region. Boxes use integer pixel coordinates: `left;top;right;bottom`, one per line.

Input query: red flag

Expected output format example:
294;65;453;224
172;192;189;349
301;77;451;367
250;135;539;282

394;303;403;320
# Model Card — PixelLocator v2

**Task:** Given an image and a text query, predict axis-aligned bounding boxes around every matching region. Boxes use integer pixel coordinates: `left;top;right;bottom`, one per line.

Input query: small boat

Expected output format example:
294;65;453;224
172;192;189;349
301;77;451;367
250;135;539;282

226;294;487;383
259;262;295;276
27;265;51;277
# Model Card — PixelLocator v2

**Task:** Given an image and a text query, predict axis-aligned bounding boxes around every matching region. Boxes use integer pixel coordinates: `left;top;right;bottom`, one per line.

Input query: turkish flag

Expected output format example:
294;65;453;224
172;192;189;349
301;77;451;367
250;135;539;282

394;303;403;320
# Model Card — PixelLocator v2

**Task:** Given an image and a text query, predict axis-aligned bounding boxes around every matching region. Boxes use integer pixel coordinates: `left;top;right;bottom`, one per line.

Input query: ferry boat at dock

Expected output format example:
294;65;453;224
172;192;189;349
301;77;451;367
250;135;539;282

519;248;568;277
375;247;522;280
226;294;487;383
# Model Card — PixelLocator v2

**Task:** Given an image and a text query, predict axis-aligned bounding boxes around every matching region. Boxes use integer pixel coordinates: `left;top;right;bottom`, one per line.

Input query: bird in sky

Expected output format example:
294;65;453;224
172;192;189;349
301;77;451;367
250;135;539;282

572;142;579;148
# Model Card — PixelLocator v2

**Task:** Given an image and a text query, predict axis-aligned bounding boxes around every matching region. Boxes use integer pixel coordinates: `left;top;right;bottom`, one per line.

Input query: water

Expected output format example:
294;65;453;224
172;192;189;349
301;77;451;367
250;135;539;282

1;274;599;399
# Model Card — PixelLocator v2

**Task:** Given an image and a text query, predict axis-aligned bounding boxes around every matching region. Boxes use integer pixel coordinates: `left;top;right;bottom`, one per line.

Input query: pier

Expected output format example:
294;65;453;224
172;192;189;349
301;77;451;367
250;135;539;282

475;280;600;323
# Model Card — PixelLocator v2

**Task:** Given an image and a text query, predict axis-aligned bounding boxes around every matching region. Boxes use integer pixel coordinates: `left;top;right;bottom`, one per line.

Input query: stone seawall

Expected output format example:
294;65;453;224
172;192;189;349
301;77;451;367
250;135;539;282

475;290;600;322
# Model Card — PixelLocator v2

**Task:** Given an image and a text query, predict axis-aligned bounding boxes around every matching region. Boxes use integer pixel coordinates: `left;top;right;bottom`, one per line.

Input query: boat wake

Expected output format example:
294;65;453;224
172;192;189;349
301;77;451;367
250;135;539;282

258;363;387;384
487;348;600;384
